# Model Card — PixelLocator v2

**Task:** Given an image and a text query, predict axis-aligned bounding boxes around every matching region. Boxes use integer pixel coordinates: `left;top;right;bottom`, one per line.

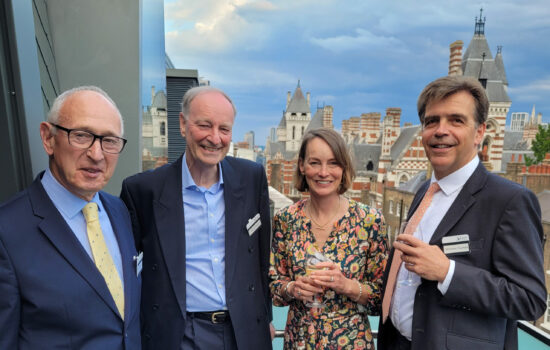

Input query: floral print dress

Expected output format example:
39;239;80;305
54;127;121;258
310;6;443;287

269;199;388;350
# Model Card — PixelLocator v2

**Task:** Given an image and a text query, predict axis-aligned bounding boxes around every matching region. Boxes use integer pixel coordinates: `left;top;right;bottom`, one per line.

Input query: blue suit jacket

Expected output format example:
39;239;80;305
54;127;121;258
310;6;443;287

121;155;273;350
0;174;141;350
377;163;546;350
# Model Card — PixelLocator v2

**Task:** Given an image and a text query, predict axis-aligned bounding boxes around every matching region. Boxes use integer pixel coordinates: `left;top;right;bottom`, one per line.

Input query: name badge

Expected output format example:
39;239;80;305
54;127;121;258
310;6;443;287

442;234;470;256
246;213;261;236
134;251;143;277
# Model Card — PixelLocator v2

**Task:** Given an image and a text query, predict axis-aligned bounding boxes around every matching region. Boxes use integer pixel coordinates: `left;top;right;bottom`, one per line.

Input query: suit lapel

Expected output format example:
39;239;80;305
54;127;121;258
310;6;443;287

221;158;245;293
154;157;187;318
429;163;487;244
101;192;138;322
29;178;120;317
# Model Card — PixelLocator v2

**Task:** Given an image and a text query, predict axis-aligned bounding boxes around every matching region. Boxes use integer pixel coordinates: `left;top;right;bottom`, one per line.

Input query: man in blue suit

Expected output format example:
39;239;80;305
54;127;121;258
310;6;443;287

121;86;273;349
0;86;141;349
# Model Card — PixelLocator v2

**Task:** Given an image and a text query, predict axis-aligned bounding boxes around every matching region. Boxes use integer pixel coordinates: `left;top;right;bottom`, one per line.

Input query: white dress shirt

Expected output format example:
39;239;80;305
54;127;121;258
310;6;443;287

390;156;479;339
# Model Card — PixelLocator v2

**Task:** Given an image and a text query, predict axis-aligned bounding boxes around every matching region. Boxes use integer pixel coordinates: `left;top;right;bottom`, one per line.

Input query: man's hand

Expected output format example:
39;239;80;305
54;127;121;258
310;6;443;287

393;234;450;282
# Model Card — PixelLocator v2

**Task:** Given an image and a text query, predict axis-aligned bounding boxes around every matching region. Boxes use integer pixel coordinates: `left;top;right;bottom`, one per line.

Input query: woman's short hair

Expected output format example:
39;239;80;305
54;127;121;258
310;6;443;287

417;76;489;126
294;128;355;194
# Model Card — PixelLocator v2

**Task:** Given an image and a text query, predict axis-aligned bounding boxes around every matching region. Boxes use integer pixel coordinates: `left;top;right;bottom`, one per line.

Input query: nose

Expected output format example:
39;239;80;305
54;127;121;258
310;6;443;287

434;119;450;136
207;128;222;145
319;163;329;176
87;138;105;161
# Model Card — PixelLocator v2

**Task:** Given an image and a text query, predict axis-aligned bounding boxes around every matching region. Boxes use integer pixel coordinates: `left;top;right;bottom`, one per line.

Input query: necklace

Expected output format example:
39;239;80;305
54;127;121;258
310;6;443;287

307;196;341;230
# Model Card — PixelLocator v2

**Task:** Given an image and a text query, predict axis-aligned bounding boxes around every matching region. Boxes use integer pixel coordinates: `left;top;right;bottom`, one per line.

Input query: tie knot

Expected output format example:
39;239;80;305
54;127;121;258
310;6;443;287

82;202;99;223
427;182;441;196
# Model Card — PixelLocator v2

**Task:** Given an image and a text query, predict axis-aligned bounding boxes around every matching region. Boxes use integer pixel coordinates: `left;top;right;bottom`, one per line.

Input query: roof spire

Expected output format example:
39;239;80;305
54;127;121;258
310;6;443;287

297;79;301;88
475;8;486;35
497;45;502;54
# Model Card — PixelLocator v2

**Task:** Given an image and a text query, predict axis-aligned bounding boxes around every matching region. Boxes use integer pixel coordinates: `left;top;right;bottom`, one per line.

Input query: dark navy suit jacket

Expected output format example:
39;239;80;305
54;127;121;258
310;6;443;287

0;174;141;349
121;155;272;350
377;163;546;350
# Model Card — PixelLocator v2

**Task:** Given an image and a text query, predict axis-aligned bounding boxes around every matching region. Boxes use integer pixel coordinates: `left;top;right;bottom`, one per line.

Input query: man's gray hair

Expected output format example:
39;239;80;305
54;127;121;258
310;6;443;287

180;86;237;120
47;85;124;135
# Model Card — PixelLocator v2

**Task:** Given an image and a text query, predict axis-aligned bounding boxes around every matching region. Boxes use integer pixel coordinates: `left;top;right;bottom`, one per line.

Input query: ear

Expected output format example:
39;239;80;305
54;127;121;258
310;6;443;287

179;112;186;137
474;122;486;148
298;158;305;174
40;122;55;156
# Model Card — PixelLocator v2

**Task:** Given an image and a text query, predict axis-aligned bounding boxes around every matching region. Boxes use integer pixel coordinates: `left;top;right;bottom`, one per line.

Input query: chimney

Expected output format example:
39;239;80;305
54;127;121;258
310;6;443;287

151;85;156;103
448;40;463;76
306;92;310;108
322;105;333;128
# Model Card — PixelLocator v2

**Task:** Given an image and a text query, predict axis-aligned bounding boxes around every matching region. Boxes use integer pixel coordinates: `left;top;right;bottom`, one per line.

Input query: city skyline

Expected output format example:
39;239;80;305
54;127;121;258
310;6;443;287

164;0;550;145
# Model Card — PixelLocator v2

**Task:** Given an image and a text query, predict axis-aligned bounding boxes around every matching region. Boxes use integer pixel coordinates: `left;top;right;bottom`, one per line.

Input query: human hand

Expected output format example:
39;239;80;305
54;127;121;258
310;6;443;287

309;261;353;296
292;275;324;302
393;234;450;282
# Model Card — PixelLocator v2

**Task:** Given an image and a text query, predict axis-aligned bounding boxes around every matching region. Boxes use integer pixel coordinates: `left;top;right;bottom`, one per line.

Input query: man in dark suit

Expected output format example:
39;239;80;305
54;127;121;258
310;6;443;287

121;86;273;349
0;86;141;349
377;76;546;350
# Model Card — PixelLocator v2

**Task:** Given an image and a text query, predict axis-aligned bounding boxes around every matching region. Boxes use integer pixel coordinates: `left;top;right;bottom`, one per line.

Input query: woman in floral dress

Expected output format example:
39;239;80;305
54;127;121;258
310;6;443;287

270;128;388;350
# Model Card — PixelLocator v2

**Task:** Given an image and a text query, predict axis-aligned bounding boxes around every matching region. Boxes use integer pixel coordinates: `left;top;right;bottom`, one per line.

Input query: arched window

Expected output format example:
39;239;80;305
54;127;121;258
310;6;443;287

292;126;295;139
366;161;374;171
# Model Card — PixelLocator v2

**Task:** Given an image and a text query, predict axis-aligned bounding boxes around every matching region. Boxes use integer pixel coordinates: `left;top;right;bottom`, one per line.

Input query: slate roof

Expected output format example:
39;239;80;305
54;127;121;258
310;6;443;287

503;131;530;151
151;90;167;109
286;84;309;114
462;32;510;103
267;140;297;160
305;108;324;133
390;125;421;162
350;143;381;173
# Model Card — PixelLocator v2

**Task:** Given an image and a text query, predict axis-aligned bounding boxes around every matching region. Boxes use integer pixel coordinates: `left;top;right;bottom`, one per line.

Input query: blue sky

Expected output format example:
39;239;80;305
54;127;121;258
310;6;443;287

164;0;550;146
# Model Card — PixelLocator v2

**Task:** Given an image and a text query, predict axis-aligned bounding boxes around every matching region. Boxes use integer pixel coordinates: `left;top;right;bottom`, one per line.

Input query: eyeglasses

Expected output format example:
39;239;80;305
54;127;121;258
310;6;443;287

51;123;127;154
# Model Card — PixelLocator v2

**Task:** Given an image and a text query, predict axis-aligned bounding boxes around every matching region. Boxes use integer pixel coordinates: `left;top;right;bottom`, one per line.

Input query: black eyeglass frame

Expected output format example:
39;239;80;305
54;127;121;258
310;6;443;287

51;123;127;154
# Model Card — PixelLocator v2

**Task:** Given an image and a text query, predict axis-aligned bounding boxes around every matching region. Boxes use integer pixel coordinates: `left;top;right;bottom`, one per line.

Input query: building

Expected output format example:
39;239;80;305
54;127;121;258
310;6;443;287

142;86;168;170
244;131;255;149
0;0;165;201
511;112;529;131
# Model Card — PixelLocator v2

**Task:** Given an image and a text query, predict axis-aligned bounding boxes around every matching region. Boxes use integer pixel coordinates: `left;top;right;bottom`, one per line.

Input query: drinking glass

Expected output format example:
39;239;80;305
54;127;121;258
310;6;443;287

305;248;331;308
397;221;420;287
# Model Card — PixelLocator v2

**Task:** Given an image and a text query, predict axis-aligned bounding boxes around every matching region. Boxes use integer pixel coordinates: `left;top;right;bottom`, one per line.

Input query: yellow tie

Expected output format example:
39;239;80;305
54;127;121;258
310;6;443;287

82;202;124;319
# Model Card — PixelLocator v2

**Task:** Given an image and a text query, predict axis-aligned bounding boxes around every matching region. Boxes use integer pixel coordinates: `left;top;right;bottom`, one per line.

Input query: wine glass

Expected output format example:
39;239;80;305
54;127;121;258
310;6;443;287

305;248;331;308
397;221;420;287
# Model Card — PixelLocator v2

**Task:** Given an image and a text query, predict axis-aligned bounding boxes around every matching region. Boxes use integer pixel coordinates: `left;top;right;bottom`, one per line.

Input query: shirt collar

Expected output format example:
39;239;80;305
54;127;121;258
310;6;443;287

431;156;479;196
41;168;103;219
181;153;224;193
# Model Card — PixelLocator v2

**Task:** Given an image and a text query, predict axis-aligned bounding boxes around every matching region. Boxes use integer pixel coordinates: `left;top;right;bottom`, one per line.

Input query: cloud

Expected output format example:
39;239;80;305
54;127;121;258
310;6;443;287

310;28;407;54
165;0;275;53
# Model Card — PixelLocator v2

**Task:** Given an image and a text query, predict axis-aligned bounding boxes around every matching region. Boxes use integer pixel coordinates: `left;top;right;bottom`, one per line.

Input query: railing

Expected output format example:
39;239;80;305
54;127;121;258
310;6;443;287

518;321;550;346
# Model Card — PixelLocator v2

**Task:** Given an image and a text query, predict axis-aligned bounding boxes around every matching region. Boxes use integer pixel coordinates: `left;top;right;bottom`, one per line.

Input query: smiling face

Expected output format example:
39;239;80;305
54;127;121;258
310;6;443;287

180;91;234;173
421;90;486;179
40;90;122;201
299;137;343;198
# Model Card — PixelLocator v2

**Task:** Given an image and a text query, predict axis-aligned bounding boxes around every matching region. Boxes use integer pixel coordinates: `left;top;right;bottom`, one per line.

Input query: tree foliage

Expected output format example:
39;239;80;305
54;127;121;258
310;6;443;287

525;124;550;166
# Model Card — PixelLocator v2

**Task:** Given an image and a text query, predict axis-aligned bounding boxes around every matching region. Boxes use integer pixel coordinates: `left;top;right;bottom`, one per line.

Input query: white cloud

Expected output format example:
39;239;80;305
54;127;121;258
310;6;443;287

310;28;407;54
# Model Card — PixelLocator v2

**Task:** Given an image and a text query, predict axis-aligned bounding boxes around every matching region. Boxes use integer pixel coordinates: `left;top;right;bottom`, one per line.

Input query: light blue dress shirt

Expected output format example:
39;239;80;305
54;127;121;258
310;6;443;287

41;168;124;284
181;153;227;312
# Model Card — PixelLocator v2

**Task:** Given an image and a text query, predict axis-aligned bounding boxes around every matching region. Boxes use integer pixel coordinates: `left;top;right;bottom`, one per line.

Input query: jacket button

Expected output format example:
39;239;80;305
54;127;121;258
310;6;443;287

248;246;254;253
152;304;159;310
145;334;151;340
249;284;255;291
152;264;158;271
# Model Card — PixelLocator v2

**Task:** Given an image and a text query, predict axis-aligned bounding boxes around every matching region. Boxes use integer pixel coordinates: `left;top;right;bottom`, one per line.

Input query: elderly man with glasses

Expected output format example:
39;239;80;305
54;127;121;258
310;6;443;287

0;86;141;349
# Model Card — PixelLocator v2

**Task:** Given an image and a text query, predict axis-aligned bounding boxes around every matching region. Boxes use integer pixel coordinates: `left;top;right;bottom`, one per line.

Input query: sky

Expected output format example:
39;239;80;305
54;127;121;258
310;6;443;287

163;0;550;146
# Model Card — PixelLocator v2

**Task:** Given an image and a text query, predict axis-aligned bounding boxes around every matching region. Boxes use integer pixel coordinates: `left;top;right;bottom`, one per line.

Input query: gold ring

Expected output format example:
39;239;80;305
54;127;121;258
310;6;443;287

331;276;334;282
297;290;301;296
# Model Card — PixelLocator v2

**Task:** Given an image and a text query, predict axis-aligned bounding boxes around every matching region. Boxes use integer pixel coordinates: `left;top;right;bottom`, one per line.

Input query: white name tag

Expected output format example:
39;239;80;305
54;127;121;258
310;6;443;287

246;213;261;236
442;234;470;256
443;242;470;255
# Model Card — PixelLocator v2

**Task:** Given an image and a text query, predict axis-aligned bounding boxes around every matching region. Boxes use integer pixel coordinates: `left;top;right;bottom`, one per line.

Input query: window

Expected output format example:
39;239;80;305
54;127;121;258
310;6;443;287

403;205;408;218
160;121;166;136
396;201;401;217
301;126;305;136
388;200;394;214
292;126;295;139
366;161;373;171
